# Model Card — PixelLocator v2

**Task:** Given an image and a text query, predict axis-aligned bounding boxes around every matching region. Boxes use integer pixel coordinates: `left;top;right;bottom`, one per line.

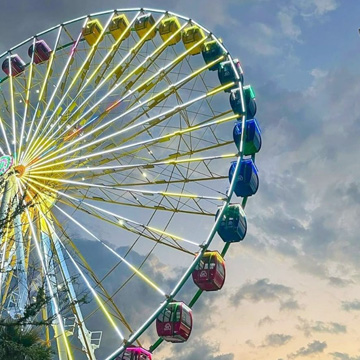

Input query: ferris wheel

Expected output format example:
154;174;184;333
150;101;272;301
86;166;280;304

0;8;261;360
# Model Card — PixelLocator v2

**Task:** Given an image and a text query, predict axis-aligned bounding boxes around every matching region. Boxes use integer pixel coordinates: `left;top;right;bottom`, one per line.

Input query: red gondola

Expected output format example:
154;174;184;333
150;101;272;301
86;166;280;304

192;251;226;291
156;301;192;343
116;347;152;360
28;40;52;64
2;54;25;76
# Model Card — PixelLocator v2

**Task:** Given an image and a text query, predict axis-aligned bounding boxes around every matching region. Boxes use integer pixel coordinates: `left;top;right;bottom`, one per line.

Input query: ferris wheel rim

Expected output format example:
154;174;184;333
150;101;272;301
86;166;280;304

0;8;253;360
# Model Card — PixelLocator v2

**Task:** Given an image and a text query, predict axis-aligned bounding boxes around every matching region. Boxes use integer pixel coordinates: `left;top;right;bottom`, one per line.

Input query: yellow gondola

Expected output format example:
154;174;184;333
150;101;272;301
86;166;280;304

134;13;156;41
182;25;206;55
159;16;182;45
109;14;131;41
82;19;103;46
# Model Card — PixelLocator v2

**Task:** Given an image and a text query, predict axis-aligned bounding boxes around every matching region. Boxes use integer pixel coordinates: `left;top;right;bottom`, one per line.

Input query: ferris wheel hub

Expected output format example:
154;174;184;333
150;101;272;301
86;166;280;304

14;164;26;178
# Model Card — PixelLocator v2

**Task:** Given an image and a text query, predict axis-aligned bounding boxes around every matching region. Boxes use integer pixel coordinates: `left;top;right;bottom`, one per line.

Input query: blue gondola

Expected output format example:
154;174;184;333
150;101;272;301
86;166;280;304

202;40;226;71
218;59;243;92
230;85;257;120
229;159;259;197
216;204;247;242
233;119;262;155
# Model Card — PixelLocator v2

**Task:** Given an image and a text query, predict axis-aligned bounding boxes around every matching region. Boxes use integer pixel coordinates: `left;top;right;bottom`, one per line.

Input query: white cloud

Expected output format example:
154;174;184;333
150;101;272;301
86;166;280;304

278;8;302;41
299;0;339;16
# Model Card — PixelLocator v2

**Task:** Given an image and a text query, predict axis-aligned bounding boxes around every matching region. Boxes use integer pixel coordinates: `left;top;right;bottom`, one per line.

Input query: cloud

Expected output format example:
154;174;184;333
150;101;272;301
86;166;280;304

245;339;256;348
163;339;234;360
328;276;354;288
298;0;339;16
280;299;301;312
258;316;274;327
288;340;327;358
278;8;302;41
341;300;360;312
331;352;360;360
229;278;295;307
297;317;346;337
262;333;292;347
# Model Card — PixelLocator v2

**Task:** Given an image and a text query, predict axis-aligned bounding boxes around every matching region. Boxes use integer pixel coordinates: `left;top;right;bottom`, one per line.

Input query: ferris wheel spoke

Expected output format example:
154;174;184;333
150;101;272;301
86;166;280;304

54;203;167;297
29;152;235;176
35;13;115;141
76;193;216;217
58;195;195;257
0;117;11;156
46;211;140;341
25;174;225;202
16;189;74;359
17;38;37;161
26;177;221;216
23;21;87;163
29;33;219;164
7;57;18;158
29;86;230;169
21;182;131;341
29;106;237;172
20;26;63;164
24;177;200;254
27;13;167;163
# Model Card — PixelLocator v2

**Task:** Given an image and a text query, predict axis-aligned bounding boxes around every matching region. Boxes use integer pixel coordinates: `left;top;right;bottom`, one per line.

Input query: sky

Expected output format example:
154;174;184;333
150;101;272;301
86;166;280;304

1;0;360;360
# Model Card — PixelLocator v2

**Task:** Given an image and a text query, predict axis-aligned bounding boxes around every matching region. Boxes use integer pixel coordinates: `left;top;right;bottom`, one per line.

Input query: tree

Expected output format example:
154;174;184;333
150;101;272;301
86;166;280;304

0;322;53;360
0;172;89;358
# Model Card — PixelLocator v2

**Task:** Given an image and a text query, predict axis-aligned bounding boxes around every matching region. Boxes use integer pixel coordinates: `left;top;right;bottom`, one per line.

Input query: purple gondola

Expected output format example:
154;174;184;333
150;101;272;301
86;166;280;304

28;40;52;64
2;54;25;76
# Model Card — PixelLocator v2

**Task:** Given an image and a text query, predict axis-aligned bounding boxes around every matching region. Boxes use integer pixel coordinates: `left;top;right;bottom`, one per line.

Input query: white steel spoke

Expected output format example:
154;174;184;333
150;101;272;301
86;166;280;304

37;11;141;140
18;37;36;161
29;153;236;175
27;13;165;162
31;78;230;169
54;204;166;297
28;31;214;163
36;13;115;138
17;186;74;360
23;20;87;162
30;111;237;171
25;174;225;202
25;177;200;248
26;193;125;343
8;56;16;158
20;25;63;162
0;117;11;155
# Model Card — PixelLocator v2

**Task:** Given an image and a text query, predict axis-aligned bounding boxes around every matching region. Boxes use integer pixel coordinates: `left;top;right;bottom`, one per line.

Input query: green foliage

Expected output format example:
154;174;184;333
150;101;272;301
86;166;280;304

0;323;53;359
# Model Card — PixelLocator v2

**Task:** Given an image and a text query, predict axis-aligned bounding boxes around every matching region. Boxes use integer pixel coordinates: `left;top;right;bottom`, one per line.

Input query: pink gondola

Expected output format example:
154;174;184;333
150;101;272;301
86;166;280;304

192;251;226;291
156;301;192;343
116;346;152;360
